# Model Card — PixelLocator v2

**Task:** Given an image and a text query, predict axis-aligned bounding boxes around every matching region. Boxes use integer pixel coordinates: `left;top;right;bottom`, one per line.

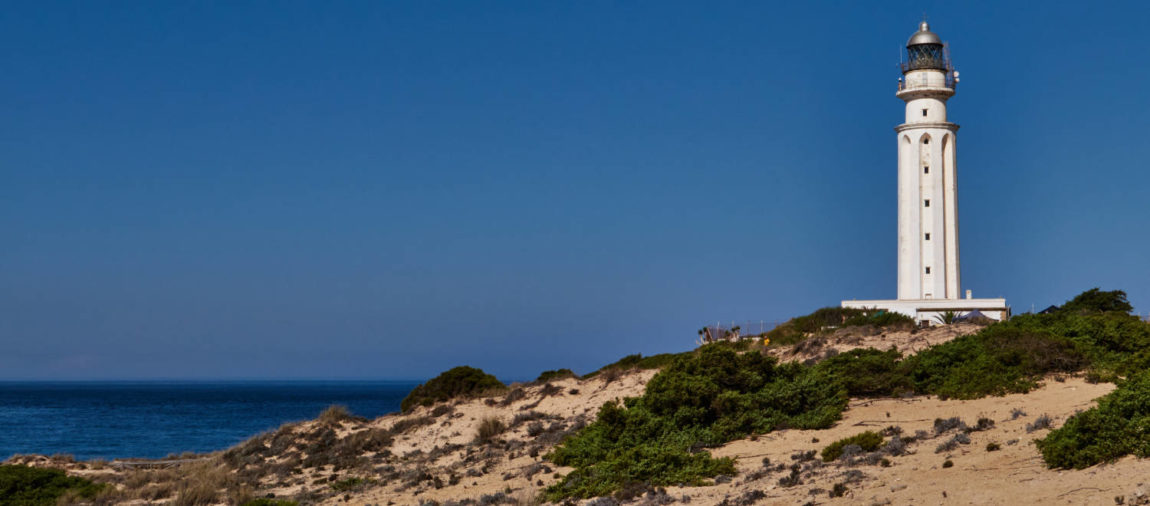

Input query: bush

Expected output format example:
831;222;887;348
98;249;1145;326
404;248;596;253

815;348;911;397
317;405;360;425
766;307;911;345
933;417;967;435
330;477;368;492
831;483;848;497
1026;414;1053;433
1038;372;1150;469
1059;288;1133;314
0;465;107;505
474;417;506;445
545;344;847;500
935;433;970;453
583;353;686;378
821;431;884;462
400;366;506;412
536;369;577;382
1005;310;1150;376
904;325;1086;399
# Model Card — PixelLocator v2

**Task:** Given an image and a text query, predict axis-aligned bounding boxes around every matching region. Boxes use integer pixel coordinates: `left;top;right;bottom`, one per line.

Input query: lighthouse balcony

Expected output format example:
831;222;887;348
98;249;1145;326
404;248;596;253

897;72;957;97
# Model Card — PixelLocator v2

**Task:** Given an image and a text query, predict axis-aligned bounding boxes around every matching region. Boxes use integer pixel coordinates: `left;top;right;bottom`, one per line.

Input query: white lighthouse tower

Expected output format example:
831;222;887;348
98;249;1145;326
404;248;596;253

842;21;1008;325
896;21;960;301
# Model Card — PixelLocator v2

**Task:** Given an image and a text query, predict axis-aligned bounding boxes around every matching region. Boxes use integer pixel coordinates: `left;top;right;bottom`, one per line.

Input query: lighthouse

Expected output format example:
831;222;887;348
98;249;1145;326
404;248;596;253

842;21;1009;325
896;21;960;301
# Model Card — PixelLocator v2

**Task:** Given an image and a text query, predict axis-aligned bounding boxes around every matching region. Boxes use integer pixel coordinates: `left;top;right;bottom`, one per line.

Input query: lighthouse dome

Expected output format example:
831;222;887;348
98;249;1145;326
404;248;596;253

907;21;942;47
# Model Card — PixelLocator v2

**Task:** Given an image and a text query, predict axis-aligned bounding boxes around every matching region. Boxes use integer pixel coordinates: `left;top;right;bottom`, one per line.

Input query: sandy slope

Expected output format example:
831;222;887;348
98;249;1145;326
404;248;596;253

339;375;1145;506
11;324;1150;506
692;377;1139;505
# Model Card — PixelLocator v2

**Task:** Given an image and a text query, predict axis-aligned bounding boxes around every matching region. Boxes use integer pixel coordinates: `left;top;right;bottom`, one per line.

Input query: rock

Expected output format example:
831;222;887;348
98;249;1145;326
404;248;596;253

891;484;908;492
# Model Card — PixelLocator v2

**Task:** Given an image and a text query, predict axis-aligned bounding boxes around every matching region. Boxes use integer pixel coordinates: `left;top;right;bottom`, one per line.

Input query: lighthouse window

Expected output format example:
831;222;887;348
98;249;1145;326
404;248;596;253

923;138;930;145
925;267;932;274
924;166;930;174
925;199;931;207
922;108;928;117
925;233;931;240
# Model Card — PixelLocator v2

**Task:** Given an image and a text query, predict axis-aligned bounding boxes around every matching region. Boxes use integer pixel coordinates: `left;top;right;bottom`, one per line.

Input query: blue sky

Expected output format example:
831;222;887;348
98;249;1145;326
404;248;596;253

2;1;1148;380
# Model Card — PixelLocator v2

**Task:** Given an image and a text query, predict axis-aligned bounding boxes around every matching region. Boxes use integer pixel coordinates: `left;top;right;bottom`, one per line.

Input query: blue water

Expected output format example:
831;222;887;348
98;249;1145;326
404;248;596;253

0;381;420;461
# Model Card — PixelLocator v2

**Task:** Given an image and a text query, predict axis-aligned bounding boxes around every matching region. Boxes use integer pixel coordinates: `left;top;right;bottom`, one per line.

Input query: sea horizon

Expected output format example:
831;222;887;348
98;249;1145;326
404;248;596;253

0;380;430;461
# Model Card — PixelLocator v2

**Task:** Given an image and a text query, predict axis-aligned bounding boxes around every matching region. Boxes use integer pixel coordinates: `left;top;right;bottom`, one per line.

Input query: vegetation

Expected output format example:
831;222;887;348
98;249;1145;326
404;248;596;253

1038;371;1150;469
317;405;362;425
0;465;107;506
814;348;911;397
811;290;1148;400
582;352;689;379
545;287;1150;496
902;325;1086;399
765;307;912;346
536;368;576;382
1059;288;1133;314
545;344;847;500
330;477;369;492
820;431;884;462
806;325;1087;401
474;417;507;445
400;366;506;412
934;311;961;325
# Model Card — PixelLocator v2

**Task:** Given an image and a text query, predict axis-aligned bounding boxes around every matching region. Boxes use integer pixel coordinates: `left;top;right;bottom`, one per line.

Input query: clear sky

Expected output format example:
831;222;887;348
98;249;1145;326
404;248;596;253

3;1;1148;381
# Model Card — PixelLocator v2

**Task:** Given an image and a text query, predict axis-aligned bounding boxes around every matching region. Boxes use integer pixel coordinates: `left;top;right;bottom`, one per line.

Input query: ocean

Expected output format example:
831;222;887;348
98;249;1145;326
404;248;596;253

0;381;421;461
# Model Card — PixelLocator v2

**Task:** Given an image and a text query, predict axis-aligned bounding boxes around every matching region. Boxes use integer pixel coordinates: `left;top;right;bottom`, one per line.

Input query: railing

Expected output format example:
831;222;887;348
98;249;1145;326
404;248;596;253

698;320;785;344
897;72;957;92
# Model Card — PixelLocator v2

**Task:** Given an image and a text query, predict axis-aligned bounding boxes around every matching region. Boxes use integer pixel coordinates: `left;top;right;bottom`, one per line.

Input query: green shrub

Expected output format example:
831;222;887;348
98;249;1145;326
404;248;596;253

1037;371;1150;469
904;325;1086;399
0;465;107;506
766;307;865;345
815;348;912;397
766;307;911;346
831;482;848;497
846;310;914;328
1004;311;1150;372
545;344;847;500
820;431;884;462
583;352;688;378
330;477;368;492
1059;288;1133;314
536;368;577;382
400;366;506;412
541;288;1149;498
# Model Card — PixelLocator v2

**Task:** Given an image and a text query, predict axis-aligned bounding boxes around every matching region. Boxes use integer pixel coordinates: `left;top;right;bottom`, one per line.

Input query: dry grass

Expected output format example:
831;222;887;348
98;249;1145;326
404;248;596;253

317;405;357;425
171;461;237;506
390;416;434;434
474;417;506;445
599;367;624;384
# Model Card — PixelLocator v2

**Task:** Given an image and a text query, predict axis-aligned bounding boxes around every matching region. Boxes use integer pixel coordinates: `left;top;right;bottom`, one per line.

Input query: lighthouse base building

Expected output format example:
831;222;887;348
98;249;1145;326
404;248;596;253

841;21;1008;326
